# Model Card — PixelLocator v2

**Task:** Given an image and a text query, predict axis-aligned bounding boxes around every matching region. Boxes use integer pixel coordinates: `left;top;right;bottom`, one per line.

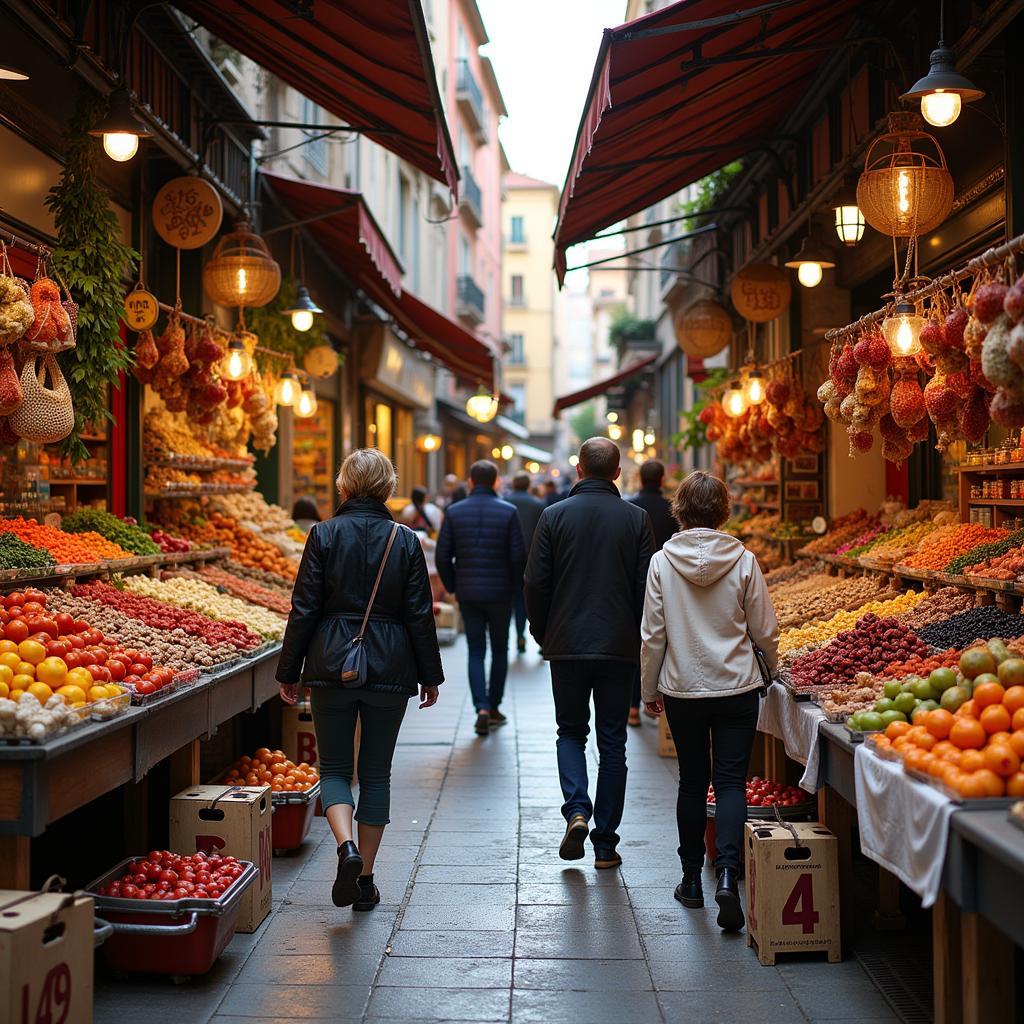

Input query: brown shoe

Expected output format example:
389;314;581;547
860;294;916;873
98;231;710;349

594;847;622;870
558;814;589;861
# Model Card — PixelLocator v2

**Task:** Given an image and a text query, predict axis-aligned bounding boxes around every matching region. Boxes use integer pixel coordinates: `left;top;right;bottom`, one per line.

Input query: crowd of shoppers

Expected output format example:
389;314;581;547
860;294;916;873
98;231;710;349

277;444;779;934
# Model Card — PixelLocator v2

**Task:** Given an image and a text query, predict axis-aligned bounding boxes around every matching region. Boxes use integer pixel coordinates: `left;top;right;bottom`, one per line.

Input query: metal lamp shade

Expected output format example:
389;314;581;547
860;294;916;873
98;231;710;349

902;45;985;126
856;113;953;238
203;220;281;309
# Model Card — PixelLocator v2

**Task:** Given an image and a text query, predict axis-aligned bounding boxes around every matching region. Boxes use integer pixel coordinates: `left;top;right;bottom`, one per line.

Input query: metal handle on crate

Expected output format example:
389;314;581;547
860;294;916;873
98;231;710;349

93;918;114;946
109;912;199;937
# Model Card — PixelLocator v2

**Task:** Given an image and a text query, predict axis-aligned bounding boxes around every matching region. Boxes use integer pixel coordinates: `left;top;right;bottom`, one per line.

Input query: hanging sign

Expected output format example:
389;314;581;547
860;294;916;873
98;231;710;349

674;299;732;358
731;263;791;323
152;176;223;250
303;344;339;379
123;288;159;331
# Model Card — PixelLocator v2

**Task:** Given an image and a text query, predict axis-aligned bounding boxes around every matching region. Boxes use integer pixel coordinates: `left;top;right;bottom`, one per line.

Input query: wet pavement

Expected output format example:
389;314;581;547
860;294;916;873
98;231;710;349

95;636;899;1023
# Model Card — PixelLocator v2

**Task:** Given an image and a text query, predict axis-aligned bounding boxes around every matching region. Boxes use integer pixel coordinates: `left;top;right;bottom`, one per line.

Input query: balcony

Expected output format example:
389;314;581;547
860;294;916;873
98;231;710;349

459;164;482;228
456;59;487;142
456;274;485;325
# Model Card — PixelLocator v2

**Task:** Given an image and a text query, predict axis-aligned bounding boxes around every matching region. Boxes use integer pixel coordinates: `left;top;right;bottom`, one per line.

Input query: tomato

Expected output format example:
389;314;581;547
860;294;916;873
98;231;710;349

145;863;163;881
67;634;85;650
77;650;96;666
54;613;75;635
72;620;89;635
46;639;70;658
89;665;111;683
136;654;153;670
82;628;104;646
21;602;43;617
161;869;178;884
23;590;46;607
136;680;157;695
130;663;148;676
121;884;138;898
106;659;125;681
4;620;28;643
4;592;25;609
90;648;108;665
106;883;122;897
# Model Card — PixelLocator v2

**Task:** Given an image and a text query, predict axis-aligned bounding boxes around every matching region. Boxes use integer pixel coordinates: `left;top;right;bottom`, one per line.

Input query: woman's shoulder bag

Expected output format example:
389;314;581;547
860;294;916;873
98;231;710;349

340;522;401;688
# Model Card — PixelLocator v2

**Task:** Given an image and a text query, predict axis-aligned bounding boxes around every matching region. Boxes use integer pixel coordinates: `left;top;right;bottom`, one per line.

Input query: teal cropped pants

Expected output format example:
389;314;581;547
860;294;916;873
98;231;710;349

309;687;409;825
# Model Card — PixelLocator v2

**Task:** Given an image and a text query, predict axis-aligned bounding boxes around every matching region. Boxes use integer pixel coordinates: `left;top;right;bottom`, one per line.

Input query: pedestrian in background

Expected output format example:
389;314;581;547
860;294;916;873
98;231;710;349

291;496;322;534
626;459;677;725
505;471;545;654
278;449;443;912
525;438;654;869
440;473;467;508
401;486;442;536
640;470;778;932
436;460;526;735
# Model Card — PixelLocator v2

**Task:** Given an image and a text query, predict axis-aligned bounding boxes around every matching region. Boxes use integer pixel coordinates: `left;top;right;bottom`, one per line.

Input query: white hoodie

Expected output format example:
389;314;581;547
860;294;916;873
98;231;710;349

640;528;780;703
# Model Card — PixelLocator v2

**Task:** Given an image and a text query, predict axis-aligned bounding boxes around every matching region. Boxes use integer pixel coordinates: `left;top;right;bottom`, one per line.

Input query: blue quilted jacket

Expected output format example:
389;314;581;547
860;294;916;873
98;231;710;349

436;487;526;604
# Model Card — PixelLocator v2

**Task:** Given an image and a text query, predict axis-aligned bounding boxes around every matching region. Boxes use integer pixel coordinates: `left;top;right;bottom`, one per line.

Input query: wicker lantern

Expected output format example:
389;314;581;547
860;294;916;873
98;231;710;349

203;220;281;309
856;113;953;238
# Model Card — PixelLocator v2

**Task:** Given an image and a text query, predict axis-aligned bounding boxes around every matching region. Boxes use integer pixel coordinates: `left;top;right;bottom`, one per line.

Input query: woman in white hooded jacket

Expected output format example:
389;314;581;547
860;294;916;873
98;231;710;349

640;471;779;932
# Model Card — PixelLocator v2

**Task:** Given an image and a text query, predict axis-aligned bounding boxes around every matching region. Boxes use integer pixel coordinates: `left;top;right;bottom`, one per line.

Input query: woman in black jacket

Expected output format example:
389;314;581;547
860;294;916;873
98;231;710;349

278;449;444;911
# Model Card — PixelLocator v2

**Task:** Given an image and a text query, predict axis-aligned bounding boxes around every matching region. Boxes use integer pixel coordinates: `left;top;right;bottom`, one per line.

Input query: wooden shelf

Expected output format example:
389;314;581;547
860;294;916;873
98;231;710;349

49;479;108;486
968;499;1024;507
957;461;1024;474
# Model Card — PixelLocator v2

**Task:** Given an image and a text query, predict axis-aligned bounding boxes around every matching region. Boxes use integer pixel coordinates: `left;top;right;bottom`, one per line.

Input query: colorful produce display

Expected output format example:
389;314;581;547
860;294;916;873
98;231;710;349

149;527;195;554
779;590;926;654
194;564;292;615
797;510;872;556
61;508;160;556
173;513;298;580
0;517;132;562
707;777;809;808
897;524;1008;571
772;574;892;630
225;748;319;793
94;850;248;901
915;607;1024;648
0;531;54;570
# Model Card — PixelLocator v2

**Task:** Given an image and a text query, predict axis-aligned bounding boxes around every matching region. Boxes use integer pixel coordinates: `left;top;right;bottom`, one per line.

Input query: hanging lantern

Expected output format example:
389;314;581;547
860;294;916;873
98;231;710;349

89;87;152;162
415;432;442;453
221;338;252;382
466;388;499;423
294;379;318;418
743;369;766;405
832;178;866;246
274;369;301;408
784;234;835;288
283;284;323;332
203;220;281;310
856;112;953;238
882;301;925;357
303;344;339;379
721;382;748;418
902;43;984;128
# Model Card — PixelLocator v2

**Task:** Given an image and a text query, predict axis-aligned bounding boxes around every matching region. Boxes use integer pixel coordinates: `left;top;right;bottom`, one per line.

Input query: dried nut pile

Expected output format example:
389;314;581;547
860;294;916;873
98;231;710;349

851;520;944;562
224;560;294;594
195;564;292;615
765;561;823;590
915;606;1024;648
779;590;927;654
898;525;1008;570
960;545;1024;579
143;408;212;459
123;575;286;640
773;575;891;629
900;587;976;630
797;511;872;556
819;675;886;719
208;491;295;533
145;466;201;491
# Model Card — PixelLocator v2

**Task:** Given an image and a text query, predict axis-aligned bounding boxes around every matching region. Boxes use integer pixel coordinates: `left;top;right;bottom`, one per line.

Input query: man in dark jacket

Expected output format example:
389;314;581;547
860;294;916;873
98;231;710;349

525;438;654;869
437;460;526;735
505;471;545;654
626;459;678;724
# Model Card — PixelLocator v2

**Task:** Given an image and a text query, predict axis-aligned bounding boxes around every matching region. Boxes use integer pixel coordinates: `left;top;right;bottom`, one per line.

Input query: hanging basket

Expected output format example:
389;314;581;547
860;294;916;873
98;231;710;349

9;353;74;443
202;220;281;310
856;112;953;238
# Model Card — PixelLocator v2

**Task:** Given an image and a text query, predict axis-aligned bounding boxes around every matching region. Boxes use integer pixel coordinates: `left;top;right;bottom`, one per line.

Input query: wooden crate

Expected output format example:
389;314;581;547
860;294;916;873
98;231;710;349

745;820;841;965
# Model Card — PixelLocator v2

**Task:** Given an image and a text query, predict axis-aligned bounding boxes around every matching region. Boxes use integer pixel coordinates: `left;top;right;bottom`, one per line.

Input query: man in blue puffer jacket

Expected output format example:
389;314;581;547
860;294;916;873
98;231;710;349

437;459;526;736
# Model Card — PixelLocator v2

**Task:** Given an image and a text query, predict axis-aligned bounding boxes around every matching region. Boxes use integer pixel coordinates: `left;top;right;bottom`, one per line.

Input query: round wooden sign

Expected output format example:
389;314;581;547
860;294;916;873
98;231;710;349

730;263;791;322
152;176;223;250
123;288;159;331
674;299;732;358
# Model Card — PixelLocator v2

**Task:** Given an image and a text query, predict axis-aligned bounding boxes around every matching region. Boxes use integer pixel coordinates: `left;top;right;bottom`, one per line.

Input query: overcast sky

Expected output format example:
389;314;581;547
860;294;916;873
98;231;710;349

476;0;626;189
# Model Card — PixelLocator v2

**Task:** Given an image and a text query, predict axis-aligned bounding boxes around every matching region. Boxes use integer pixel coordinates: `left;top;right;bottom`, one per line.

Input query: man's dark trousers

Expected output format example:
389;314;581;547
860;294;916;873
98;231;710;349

461;601;513;712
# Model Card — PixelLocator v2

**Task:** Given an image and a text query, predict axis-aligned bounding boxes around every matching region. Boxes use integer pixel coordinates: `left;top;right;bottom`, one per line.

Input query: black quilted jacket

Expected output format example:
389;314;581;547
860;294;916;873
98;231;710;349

276;497;444;694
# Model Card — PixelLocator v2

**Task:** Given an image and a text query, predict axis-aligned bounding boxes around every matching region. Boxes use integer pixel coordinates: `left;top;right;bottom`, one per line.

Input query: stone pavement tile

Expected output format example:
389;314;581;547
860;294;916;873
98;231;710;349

408;882;517;906
386;929;516;958
415;864;517;885
626;886;689;908
656;989;810;1023
515;904;637;931
512;958;652;991
281;879;407;908
641;932;753;961
420;845;518;866
783;973;901;1020
515;882;630;905
366;986;510;1021
648;958;790;992
516;863;623;886
510;989;661;1023
376;956;513;988
260;912;396;955
426;830;519;845
399;905;515;931
215;983;370;1019
234;952;382;987
517;845;566;863
619;867;687;887
94;981;229;1024
632;905;724;935
513;930;643;960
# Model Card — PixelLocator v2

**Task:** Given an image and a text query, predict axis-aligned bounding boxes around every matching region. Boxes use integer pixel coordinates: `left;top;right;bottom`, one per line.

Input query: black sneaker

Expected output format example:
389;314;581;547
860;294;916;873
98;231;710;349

332;841;363;908
489;709;508;726
594;847;623;870
353;874;380;912
558;814;589;861
516;635;527;654
475;711;490;736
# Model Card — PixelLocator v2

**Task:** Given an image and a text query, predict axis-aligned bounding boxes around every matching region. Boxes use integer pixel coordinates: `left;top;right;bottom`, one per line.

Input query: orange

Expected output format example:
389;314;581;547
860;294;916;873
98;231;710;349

904;749;931;774
1010;730;1024;758
988;731;1013;747
910;727;937;751
26;682;52;703
926;709;955;739
973;681;1005;709
0;665;12;687
11;674;34;692
933;739;957;758
1013;707;1024;731
980;703;1011;735
0;652;21;673
15;662;34;679
1006;771;1024;797
55;684;86;705
927;756;948;779
885;720;911;740
0;640;17;654
974;768;1005;797
959;749;986;773
983;744;1020;778
955;772;988;799
956;699;977;719
0;681;8;700
16;640;46;666
271;763;287;776
938;762;962;785
1003;685;1024;715
950;718;987;750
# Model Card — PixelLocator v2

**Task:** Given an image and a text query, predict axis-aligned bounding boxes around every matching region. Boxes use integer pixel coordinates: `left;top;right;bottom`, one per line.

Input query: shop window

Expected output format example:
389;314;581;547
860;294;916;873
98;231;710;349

301;97;328;175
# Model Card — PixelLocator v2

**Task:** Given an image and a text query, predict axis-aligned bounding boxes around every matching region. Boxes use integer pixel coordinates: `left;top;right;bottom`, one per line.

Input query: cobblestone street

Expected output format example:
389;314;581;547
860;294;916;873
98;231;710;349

96;637;898;1023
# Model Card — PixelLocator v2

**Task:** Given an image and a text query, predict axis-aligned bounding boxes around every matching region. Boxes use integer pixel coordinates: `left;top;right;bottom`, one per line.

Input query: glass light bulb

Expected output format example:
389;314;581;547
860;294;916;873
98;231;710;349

797;262;823;288
895;317;915;355
745;376;766;405
275;374;299;407
500;445;514;460
568;456;578;468
295;387;317;418
608;423;623;441
897;168;912;216
236;267;248;297
722;386;748;418
223;347;251;381
606;411;618;423
291;309;314;332
834;205;865;245
632;429;645;453
103;132;139;161
921;91;961;127
492;447;502;458
643;431;656;446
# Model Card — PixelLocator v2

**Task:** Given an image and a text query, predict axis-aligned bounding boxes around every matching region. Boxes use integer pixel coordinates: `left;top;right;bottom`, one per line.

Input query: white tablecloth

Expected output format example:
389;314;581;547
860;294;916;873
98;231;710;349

757;683;827;792
853;744;955;908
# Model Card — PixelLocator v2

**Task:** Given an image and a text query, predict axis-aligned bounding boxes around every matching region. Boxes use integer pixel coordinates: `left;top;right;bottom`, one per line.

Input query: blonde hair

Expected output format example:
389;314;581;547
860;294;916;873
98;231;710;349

336;448;397;503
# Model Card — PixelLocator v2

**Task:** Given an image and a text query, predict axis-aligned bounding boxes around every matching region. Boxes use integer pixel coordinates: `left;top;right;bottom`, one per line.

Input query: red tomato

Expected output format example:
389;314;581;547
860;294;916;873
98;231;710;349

136;680;157;695
67;635;85;650
4;592;25;609
72;620;89;635
3;620;28;643
129;663;148;676
82;628;104;646
106;659;126;681
90;648;108;665
21;602;43;617
23;590;46;607
121;884;138;898
136;654;153;670
45;639;70;658
90;665;111;683
54;612;75;635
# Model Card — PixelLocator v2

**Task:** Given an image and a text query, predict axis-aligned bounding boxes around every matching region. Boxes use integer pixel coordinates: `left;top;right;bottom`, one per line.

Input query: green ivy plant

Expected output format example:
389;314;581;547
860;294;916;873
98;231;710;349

675;367;729;451
46;90;138;463
608;307;656;362
243;276;335;374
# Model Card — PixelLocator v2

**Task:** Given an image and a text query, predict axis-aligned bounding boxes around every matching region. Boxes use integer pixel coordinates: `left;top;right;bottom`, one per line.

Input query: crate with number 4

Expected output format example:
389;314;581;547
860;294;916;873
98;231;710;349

744;820;841;965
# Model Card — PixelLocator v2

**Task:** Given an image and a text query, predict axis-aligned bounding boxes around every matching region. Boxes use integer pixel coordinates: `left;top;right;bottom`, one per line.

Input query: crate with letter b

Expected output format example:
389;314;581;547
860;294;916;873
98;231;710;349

744;820;841;965
281;701;319;768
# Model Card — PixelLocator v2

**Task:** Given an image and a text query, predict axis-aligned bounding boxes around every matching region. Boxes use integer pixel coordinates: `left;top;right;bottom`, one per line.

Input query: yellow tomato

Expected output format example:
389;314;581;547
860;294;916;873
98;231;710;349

0;681;8;699
17;640;47;666
11;674;35;692
26;682;52;704
9;689;24;702
35;657;68;688
0;652;21;672
0;665;12;687
65;667;94;690
14;662;34;679
102;684;122;699
87;685;110;703
56;684;86;705
0;640;17;654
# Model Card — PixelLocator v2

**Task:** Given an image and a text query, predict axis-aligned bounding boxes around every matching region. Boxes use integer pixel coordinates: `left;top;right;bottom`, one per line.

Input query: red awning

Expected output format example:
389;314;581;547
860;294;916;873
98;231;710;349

175;0;458;196
554;0;862;282
552;353;658;418
261;173;497;388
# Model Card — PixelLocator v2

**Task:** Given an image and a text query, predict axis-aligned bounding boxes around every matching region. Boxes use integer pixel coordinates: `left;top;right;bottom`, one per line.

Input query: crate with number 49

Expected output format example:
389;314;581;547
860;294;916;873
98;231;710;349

744;820;841;965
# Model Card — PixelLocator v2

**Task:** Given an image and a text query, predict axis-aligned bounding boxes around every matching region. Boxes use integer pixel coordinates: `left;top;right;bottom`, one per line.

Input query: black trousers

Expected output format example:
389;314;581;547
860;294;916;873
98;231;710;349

663;689;759;873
